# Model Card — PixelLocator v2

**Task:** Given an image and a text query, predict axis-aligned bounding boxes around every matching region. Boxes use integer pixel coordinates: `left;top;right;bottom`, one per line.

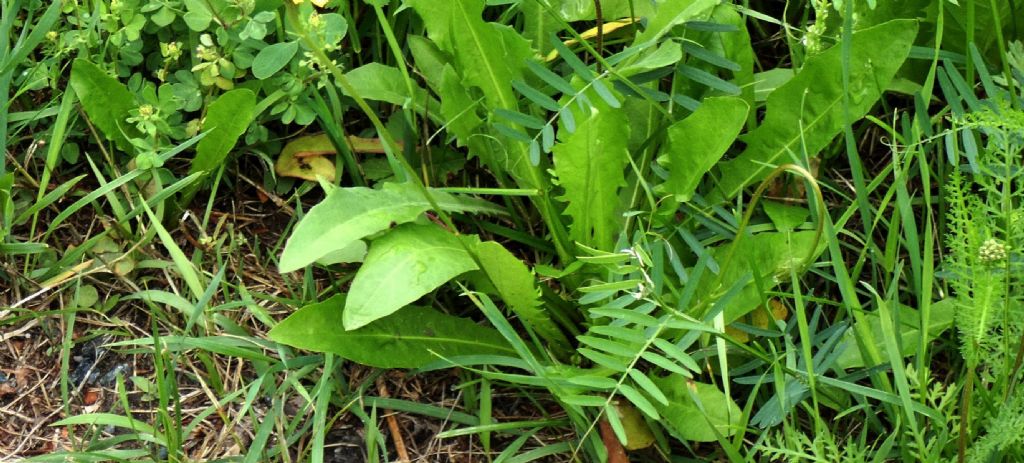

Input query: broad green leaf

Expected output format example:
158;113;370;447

407;1;564;260
269;295;514;368
191;89;256;174
278;182;502;273
713;19;917;200
438;64;484;146
763;201;809;233
476;241;570;354
406;0;531;110
700;231;822;323
660;96;748;202
68;59;140;153
634;0;717;45
521;0;561;55
151;6;177;27
342;63;435;112
835;298;957;370
700;4;755;120
182;0;213;31
315;241;367;265
551;0;658;21
319;13;348;45
252;41;298;79
652;377;741;442
344;224;479;330
406;0;539;185
553;87;630;251
753;68;794;102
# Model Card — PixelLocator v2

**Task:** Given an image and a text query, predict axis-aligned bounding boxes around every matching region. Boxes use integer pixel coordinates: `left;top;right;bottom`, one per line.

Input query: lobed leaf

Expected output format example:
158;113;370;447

475;241;571;354
553;87;630;251
712;19;918;200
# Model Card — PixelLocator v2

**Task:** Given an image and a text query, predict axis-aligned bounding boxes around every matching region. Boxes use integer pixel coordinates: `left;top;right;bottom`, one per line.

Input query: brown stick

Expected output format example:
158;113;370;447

376;378;411;462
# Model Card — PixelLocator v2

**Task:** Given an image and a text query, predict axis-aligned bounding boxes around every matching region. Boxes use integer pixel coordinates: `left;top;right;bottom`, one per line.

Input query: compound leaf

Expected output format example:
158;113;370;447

476;241;571;354
553;88;630;251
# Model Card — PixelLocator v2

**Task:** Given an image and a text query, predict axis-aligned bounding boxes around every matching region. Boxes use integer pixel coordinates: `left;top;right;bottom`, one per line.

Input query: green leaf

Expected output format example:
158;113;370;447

342;63;434;112
712;19;918;200
763;201;809;233
702;5;755;118
320;13;348;45
835;298;957;370
408;35;450;91
660;96;748;202
315;241;367;265
753;68;794;102
191;89;256;174
407;0;531;111
476;241;571;354
620;41;683;76
699;231;822;323
558;0;661;21
52;414;162;442
553;87;630;251
151;6;177;27
652;377;741;442
182;0;213;31
278;182;501;273
634;0;717;45
521;0;561;55
438;64;484;145
252;41;298;79
406;0;543;187
68;59;140;153
344;224;480;330
269;295;514;368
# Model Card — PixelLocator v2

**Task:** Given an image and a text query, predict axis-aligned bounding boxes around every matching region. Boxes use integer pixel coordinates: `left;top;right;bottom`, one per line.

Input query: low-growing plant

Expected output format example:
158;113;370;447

6;0;1024;461
266;0;938;459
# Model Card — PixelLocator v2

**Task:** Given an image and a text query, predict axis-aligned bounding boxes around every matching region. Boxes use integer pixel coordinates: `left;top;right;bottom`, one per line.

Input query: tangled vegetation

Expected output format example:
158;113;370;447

1;0;1023;461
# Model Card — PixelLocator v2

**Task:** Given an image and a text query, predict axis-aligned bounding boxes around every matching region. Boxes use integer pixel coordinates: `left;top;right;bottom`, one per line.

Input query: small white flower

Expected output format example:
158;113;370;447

978;238;1008;263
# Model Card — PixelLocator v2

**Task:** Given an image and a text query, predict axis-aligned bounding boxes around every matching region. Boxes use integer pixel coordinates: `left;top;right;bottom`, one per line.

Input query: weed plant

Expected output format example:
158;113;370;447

1;0;1023;462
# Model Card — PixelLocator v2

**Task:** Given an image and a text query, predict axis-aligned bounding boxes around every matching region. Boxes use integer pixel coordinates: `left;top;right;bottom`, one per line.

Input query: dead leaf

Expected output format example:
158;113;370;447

82;388;100;405
614;401;655;450
276;133;408;181
14;367;30;388
275;134;337;182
